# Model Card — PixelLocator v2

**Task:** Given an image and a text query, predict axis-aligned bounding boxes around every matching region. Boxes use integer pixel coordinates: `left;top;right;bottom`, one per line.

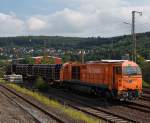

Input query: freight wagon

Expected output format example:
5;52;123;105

6;64;62;82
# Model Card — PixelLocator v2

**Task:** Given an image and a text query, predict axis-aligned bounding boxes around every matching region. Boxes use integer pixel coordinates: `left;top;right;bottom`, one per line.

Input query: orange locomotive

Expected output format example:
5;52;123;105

60;60;142;101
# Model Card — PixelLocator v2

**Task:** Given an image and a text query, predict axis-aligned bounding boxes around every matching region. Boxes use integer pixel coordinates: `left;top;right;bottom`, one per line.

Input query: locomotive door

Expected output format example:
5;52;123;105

113;67;116;88
72;66;80;80
113;66;122;89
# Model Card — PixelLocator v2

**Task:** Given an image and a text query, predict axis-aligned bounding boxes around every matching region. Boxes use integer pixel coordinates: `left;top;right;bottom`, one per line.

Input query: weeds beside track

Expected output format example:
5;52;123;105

1;83;101;123
0;84;66;123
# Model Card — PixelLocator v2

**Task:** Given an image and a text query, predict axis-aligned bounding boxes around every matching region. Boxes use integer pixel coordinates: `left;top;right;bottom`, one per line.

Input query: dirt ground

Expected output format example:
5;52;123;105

0;92;37;123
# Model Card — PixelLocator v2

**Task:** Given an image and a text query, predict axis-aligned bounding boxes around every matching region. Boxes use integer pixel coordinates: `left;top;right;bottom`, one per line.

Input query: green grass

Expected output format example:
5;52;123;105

0;78;8;83
7;84;101;123
143;81;150;87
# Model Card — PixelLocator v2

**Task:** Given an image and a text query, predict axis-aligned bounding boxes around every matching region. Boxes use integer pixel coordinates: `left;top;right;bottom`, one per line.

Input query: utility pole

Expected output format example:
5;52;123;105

81;50;85;64
43;40;46;57
132;11;142;62
11;40;14;74
123;22;132;60
43;40;47;62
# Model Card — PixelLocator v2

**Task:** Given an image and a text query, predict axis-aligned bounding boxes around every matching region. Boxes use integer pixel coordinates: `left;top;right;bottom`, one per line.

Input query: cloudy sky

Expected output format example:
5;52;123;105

0;0;150;37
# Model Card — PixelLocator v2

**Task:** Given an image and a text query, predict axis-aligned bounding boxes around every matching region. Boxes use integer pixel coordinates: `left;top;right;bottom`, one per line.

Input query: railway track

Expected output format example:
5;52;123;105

44;89;139;123
5;82;149;123
143;87;150;91
1;83;138;123
122;88;150;112
142;88;150;100
0;84;66;123
0;90;41;123
140;95;150;102
143;87;150;94
47;86;150;122
121;101;150;113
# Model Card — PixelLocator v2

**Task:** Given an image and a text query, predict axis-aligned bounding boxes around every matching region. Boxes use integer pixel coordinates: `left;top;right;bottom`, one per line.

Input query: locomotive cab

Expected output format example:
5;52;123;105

113;61;142;101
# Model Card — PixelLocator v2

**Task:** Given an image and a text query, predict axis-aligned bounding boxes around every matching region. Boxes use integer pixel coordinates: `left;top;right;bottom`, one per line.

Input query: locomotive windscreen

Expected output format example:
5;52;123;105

123;66;141;75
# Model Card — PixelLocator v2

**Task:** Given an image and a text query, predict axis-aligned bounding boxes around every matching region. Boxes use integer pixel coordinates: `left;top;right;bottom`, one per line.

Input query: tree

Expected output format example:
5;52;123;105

62;53;71;63
143;62;150;83
24;56;35;64
136;55;145;69
41;56;55;64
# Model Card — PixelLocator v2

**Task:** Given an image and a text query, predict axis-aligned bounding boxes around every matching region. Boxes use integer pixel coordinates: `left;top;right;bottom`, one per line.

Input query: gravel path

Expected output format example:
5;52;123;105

0;91;37;123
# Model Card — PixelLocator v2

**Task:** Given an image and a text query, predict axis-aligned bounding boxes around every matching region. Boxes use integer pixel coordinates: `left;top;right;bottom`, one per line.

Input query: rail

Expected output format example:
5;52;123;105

0;84;65;123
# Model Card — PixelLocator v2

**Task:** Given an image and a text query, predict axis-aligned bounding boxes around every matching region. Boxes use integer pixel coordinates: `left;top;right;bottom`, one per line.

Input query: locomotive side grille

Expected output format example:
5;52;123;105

72;66;80;80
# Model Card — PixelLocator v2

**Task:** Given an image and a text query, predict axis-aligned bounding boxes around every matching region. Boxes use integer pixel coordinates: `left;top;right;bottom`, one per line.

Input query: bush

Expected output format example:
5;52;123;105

24;56;35;64
142;80;150;87
143;62;150;84
41;56;55;64
0;69;4;78
137;55;145;69
35;77;49;92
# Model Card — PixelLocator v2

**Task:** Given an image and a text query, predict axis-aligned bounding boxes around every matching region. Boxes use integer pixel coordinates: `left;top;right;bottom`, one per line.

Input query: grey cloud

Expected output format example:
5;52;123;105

0;0;150;37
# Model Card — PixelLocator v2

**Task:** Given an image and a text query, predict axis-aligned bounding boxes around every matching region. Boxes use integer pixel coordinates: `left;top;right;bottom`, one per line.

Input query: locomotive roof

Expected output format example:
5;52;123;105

86;60;138;67
101;60;128;63
87;60;128;64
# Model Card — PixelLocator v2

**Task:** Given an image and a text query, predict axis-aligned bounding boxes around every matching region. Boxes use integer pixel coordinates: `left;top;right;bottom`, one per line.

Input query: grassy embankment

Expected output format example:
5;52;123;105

143;81;150;87
0;80;101;123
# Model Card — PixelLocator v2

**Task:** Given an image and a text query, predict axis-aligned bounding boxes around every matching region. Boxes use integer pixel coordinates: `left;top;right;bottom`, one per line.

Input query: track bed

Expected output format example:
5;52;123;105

48;88;150;123
0;89;38;123
0;84;85;123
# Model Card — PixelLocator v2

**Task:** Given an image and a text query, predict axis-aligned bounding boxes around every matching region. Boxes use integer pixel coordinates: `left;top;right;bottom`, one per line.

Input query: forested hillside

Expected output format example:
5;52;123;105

0;31;150;60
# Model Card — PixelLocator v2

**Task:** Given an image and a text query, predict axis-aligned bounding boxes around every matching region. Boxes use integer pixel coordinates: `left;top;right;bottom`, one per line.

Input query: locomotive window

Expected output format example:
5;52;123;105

123;66;141;75
115;66;122;74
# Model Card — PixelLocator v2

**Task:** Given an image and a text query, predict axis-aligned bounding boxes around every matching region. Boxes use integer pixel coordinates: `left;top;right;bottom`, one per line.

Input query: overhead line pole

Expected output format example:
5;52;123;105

81;49;85;64
132;11;135;62
131;11;142;62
